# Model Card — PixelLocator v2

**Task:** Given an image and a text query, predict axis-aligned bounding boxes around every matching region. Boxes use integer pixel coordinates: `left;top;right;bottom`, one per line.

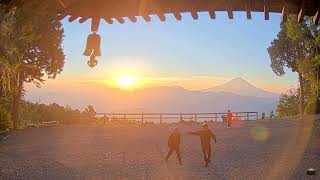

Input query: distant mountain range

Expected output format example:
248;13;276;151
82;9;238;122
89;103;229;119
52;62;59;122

26;78;279;114
204;77;279;98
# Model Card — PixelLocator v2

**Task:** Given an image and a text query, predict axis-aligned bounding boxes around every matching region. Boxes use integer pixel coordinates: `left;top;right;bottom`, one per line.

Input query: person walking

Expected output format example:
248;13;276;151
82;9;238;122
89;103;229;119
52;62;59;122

165;127;182;165
188;123;217;167
227;110;233;128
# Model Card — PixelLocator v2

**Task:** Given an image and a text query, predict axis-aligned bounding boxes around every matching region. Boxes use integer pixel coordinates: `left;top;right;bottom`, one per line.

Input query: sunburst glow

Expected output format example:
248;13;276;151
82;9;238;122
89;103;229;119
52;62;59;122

115;76;137;89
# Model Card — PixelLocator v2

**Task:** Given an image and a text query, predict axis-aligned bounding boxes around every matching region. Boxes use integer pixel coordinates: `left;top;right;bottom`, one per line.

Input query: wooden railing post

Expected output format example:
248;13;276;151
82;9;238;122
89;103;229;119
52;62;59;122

194;114;197;122
247;112;249;120
142;114;144;124
160;114;162;124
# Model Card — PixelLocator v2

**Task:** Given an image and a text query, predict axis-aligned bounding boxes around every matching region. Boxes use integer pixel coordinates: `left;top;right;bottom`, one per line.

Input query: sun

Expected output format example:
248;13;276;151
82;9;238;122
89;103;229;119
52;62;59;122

115;76;137;89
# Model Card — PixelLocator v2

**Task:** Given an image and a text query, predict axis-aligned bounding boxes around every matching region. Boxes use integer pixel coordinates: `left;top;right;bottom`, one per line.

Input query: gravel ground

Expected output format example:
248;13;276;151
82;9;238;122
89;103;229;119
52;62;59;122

0;117;319;180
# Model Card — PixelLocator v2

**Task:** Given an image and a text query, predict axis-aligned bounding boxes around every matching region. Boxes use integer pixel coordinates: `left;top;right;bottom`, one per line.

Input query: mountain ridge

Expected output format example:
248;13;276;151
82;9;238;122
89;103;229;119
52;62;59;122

204;77;279;98
26;78;278;113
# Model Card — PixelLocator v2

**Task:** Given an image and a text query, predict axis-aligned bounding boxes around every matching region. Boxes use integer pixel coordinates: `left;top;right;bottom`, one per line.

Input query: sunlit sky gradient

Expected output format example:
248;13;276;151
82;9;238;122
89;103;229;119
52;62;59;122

28;12;298;93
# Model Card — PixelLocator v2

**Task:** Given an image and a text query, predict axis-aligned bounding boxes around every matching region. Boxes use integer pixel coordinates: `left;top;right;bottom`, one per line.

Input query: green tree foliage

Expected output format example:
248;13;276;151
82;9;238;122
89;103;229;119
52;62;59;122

276;88;301;118
0;3;65;129
20;102;98;125
268;16;310;114
268;15;320;116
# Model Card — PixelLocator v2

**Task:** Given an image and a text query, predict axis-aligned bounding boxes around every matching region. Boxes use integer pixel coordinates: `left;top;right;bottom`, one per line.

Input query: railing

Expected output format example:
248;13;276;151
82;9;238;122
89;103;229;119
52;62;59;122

95;112;259;124
41;121;59;126
0;130;10;142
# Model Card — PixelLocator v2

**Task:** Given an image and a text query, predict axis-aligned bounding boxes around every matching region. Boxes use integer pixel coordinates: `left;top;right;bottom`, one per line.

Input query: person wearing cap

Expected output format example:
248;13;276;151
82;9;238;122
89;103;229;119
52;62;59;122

165;127;182;165
188;123;217;167
227;110;233;128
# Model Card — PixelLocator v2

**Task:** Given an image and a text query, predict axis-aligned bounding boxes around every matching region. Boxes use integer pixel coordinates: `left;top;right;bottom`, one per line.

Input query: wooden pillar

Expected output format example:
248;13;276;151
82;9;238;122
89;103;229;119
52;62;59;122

194;114;197;122
160;114;162;124
247;113;249;121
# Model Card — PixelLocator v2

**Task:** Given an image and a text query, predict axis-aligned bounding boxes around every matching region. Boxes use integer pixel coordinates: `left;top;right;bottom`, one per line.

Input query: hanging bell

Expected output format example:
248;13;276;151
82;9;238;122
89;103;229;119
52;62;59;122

83;33;101;57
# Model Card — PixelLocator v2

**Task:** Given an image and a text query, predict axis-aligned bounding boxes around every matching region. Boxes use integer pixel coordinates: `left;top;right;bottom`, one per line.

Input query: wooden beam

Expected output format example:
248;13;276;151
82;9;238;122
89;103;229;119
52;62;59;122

57;13;67;21
68;16;78;22
298;8;304;23
298;0;305;23
91;18;100;32
115;17;125;24
191;11;198;20
128;16;137;23
314;11;320;25
209;11;216;19
79;17;88;23
314;1;320;25
104;18;113;24
58;0;67;9
142;15;151;22
173;12;182;21
226;0;233;19
264;0;269;20
282;1;287;22
208;0;216;19
245;0;252;20
157;14;166;22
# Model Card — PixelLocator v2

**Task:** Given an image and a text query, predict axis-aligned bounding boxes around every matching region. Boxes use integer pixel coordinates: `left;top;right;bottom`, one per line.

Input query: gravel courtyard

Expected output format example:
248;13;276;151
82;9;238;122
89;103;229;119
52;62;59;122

1;117;319;180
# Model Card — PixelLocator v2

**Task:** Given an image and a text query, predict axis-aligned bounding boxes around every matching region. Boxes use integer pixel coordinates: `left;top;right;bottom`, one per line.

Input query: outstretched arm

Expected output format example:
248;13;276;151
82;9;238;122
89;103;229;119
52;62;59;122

188;131;201;136
211;132;217;143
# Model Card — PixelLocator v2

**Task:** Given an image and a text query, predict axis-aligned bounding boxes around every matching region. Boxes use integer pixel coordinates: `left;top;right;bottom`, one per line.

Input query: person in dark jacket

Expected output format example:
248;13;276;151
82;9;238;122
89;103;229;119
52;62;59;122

165;127;182;165
188;123;217;167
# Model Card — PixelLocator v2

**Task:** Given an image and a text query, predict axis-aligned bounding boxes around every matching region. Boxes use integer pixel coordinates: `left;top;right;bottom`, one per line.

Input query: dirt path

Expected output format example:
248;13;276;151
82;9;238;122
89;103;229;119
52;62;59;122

0;117;319;180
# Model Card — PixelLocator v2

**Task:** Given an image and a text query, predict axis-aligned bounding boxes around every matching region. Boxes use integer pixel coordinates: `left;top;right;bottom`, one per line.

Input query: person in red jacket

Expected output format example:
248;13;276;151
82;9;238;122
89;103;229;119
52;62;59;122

188;123;217;167
165;127;182;165
227;110;233;128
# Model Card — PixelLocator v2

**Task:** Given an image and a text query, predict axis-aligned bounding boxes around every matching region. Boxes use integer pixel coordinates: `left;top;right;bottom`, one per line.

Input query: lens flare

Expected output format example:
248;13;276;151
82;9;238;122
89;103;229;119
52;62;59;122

251;125;270;141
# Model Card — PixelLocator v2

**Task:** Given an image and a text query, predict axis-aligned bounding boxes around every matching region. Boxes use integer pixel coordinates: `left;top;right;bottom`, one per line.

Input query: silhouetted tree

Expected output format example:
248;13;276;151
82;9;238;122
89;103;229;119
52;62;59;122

0;4;65;128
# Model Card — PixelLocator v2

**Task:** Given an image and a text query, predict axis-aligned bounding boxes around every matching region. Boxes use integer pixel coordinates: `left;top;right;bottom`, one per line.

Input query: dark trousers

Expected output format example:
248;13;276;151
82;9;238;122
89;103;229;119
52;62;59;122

201;145;211;162
165;146;182;163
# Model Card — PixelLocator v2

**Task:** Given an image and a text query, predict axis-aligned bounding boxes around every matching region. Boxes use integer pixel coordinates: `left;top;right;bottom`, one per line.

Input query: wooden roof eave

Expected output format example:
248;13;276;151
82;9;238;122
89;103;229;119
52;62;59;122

56;0;320;24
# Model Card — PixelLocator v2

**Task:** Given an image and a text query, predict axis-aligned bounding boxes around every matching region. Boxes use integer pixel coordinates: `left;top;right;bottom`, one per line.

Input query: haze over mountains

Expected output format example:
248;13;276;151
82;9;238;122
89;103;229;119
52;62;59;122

26;78;279;113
